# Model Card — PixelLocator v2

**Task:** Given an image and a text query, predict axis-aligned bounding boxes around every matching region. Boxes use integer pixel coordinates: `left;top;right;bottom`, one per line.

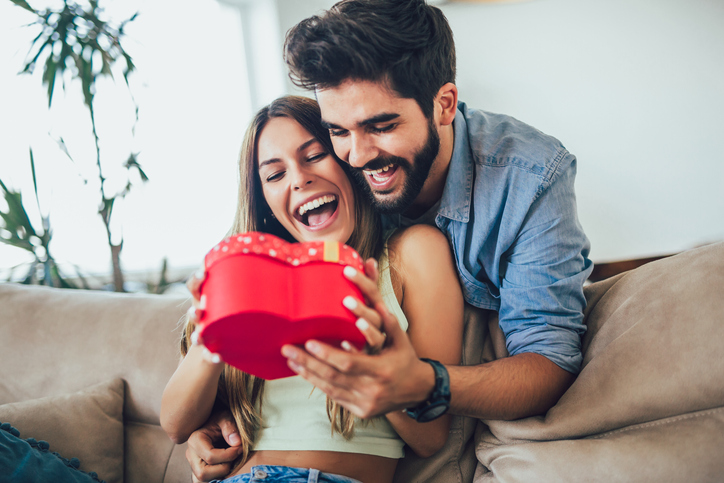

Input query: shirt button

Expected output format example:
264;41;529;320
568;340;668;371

253;470;268;479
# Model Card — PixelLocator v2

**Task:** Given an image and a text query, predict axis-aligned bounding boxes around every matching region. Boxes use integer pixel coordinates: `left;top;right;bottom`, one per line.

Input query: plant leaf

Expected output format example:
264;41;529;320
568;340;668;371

29;148;42;212
9;0;36;14
124;154;149;182
0;178;39;251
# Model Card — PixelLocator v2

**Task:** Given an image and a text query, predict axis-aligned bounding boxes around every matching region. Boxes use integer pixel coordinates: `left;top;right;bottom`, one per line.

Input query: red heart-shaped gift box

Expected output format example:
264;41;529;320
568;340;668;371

197;232;366;380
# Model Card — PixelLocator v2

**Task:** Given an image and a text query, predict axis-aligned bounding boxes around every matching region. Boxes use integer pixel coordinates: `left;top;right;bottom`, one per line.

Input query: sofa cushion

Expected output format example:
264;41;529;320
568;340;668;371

0;379;124;483
0;284;189;426
474;242;724;481
475;406;724;482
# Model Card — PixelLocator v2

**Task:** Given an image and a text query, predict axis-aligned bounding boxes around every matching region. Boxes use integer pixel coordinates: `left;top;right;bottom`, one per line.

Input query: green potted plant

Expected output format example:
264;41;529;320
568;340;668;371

7;0;146;291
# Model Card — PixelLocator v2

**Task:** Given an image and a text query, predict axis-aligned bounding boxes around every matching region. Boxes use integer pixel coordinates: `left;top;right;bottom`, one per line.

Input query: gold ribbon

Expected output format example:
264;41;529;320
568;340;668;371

323;241;339;262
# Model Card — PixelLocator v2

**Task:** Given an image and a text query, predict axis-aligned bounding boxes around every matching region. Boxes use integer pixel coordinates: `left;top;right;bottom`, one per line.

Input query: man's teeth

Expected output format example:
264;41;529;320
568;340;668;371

298;195;336;217
363;165;392;176
364;164;394;181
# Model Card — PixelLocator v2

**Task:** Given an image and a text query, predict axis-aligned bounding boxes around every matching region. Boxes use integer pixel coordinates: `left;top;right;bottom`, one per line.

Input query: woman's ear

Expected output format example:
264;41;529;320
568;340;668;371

435;82;458;127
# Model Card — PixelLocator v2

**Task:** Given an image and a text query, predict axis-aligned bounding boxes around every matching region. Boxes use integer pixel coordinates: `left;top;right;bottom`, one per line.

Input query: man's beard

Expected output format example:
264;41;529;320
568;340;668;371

350;119;440;215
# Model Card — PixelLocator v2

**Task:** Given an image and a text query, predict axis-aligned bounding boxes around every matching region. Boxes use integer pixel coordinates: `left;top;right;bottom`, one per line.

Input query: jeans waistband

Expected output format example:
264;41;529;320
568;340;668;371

214;464;362;483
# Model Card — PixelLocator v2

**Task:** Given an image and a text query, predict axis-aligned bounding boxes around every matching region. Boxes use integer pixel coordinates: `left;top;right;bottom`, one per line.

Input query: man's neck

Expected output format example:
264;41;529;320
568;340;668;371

403;122;455;219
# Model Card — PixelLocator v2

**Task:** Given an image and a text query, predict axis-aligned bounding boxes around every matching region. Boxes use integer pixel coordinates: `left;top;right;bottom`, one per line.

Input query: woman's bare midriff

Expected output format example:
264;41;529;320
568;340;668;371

231;450;398;483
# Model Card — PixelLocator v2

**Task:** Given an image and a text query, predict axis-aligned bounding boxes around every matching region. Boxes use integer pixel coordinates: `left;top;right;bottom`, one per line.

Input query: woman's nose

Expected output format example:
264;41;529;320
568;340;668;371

293;179;313;190
291;169;315;191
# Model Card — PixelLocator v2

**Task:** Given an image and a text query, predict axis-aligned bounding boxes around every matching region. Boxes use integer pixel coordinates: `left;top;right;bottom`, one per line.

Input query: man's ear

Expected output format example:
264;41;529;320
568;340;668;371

435;82;458;126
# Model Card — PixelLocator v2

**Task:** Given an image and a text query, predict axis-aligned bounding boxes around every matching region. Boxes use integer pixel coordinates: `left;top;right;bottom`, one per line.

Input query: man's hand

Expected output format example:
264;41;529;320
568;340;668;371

186;410;243;483
281;259;436;418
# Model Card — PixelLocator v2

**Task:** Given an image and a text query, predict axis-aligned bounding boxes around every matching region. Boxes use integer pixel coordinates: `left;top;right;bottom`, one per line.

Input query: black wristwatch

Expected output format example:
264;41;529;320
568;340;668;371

405;358;451;422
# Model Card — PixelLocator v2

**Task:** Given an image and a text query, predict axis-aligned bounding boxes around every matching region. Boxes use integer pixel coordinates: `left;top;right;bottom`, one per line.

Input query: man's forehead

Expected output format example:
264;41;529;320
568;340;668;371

316;80;411;127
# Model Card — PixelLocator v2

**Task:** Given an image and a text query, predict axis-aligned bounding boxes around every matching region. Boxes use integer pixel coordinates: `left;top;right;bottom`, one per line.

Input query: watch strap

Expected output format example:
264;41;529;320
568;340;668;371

405;358;451;422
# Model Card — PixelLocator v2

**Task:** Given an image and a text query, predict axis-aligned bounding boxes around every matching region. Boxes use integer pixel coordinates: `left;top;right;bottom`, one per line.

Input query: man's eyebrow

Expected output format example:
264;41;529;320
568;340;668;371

359;113;400;127
321;113;400;130
320;119;340;130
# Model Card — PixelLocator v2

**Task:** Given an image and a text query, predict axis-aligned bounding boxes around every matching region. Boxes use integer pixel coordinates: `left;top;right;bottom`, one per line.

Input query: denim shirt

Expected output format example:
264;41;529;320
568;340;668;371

383;102;593;373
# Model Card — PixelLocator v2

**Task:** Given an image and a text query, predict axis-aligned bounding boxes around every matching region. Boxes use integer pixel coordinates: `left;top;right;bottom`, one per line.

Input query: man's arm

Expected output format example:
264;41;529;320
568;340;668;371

185;409;243;483
448;353;575;420
283;309;574;420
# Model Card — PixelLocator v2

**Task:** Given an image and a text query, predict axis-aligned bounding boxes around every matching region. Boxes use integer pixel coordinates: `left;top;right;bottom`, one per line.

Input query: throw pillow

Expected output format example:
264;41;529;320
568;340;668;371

0;378;124;483
0;422;104;483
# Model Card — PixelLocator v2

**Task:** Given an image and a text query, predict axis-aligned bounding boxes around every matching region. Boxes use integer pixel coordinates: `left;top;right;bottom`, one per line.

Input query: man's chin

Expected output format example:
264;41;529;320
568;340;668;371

368;191;412;214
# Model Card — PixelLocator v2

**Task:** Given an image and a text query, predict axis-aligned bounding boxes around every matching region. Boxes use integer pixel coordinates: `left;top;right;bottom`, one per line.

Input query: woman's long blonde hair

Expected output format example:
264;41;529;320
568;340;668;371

181;96;382;470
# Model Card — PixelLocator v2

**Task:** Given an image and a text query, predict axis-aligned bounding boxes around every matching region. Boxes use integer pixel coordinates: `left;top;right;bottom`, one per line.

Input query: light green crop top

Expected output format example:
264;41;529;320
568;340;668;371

252;244;408;458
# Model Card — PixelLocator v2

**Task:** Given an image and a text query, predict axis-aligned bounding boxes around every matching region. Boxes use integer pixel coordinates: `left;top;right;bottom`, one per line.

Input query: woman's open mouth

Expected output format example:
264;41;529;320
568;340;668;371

294;194;339;228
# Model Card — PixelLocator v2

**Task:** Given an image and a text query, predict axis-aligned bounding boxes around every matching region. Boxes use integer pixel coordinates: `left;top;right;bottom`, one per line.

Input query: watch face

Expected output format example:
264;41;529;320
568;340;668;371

417;401;449;423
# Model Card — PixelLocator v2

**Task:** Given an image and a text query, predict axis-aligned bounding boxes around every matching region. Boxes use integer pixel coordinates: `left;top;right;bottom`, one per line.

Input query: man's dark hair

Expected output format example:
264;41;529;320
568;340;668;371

284;0;456;119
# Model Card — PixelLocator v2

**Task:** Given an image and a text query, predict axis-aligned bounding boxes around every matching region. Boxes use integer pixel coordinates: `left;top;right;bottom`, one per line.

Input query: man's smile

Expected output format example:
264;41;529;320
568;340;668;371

363;163;401;189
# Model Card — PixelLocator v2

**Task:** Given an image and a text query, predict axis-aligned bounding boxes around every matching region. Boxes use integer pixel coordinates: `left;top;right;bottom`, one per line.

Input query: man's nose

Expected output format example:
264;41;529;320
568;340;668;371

348;133;376;169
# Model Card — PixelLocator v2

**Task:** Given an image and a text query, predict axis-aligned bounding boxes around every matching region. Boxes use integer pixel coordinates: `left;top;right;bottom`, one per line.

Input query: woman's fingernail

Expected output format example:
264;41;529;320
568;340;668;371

341;340;353;352
228;432;241;445
288;360;302;373
199;295;207;310
306;341;321;354
356;318;369;330
373;259;378;270
187;305;197;320
343;266;357;278
342;296;358;310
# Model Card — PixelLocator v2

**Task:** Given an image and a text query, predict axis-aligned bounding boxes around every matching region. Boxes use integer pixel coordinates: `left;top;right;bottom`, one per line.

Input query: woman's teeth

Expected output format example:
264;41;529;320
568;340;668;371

298;195;337;217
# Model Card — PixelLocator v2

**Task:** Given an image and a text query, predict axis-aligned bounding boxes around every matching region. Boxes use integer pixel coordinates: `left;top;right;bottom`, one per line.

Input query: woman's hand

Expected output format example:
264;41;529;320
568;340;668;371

340;258;388;354
186;268;222;364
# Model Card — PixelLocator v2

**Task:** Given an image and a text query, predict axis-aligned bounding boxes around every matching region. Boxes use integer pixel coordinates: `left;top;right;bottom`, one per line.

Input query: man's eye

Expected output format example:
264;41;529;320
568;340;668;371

370;124;395;134
329;129;348;137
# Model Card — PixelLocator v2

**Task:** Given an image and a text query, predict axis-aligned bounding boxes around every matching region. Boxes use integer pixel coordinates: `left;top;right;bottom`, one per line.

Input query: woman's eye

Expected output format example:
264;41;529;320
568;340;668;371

266;171;284;182
307;153;327;162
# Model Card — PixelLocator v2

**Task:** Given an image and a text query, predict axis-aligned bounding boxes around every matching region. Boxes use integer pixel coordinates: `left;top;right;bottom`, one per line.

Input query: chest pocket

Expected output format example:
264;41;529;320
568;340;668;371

445;223;501;311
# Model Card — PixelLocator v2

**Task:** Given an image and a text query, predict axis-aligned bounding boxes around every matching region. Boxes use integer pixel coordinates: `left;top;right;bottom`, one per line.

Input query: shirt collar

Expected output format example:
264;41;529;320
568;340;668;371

436;103;473;223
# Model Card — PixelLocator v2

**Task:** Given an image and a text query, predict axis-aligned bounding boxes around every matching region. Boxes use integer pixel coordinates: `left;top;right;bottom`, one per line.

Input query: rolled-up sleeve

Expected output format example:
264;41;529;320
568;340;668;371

498;157;592;374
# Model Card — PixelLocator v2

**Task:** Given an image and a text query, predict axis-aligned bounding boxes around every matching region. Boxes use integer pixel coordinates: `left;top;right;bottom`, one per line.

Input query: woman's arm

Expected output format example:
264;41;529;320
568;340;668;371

161;323;226;445
383;224;464;458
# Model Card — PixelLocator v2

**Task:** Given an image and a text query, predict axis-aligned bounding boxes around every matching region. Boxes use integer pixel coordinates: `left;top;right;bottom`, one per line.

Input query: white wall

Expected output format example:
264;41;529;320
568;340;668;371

443;0;724;261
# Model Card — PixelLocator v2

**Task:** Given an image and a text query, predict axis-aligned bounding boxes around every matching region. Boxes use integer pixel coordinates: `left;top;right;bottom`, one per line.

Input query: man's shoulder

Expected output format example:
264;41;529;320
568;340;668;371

458;102;572;182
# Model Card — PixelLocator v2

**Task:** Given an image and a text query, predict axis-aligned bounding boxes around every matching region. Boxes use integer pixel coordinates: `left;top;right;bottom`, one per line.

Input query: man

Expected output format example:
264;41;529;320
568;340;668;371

186;0;592;480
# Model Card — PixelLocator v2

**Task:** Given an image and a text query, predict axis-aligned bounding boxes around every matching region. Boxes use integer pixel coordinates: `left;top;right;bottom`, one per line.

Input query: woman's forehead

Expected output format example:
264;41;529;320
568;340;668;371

257;117;321;164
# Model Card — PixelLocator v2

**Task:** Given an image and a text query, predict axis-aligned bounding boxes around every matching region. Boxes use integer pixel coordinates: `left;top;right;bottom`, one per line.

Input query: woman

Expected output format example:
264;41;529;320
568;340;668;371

161;96;463;483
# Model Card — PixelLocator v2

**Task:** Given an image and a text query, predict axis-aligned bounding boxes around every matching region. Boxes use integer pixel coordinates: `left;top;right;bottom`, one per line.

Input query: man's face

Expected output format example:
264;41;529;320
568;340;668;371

316;79;440;214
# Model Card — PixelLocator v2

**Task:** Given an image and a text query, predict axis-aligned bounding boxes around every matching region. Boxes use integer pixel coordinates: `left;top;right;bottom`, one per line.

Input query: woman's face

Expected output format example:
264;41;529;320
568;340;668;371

257;116;356;244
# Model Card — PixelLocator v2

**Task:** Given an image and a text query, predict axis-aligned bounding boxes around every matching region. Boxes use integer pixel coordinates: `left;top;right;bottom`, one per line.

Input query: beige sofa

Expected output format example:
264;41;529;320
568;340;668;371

1;241;723;483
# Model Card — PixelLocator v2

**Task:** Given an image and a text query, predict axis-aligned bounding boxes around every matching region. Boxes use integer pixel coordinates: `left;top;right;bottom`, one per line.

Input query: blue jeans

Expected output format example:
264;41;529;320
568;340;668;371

213;465;362;483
